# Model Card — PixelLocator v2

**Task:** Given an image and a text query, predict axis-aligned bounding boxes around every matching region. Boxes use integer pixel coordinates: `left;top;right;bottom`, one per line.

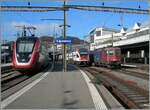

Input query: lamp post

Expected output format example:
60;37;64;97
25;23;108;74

41;1;68;72
111;33;113;47
59;24;71;72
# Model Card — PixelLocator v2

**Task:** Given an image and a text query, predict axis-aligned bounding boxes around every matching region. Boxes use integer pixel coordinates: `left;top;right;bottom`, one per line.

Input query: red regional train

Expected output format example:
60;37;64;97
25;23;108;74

90;47;121;68
12;37;50;72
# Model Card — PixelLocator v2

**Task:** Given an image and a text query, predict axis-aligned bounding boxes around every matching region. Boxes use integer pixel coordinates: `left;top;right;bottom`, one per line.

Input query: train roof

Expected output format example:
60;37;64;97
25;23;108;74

16;37;39;41
17;36;38;39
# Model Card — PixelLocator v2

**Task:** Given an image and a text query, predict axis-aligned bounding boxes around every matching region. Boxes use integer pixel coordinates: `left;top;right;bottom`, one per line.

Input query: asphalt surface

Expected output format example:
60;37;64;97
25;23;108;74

4;61;95;109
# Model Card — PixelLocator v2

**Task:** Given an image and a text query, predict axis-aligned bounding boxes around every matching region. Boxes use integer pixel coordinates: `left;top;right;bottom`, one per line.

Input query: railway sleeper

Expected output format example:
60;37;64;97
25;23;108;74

102;80;142;108
136;102;149;109
100;70;148;97
123;93;139;95
127;94;145;97
119;86;130;90
2;71;17;78
138;104;149;109
134;99;149;103
142;103;150;108
129;96;148;100
89;67;149;109
107;85;139;108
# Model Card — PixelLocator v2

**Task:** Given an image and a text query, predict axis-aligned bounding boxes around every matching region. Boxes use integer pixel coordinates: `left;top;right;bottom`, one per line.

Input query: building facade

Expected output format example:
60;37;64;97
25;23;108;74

88;22;149;64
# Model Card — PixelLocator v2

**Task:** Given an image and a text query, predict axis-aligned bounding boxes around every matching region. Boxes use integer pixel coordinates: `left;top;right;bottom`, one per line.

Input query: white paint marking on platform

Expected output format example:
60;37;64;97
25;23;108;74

1;64;54;109
73;65;107;110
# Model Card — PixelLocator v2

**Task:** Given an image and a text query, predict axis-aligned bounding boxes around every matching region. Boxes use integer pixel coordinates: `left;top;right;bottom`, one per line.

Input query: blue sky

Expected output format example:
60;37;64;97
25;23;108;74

1;1;149;41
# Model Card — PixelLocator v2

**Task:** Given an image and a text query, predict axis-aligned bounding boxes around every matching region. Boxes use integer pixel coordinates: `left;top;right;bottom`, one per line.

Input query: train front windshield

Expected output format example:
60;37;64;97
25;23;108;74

115;49;121;55
107;49;120;56
79;48;88;55
16;38;36;63
17;41;35;53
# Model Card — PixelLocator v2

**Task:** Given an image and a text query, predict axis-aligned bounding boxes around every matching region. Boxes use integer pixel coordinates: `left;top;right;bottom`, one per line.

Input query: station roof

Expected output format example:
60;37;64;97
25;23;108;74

126;21;149;32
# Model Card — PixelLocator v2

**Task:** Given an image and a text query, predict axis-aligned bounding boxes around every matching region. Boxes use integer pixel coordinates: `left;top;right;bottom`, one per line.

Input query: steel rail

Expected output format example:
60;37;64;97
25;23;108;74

83;67;149;109
118;68;149;80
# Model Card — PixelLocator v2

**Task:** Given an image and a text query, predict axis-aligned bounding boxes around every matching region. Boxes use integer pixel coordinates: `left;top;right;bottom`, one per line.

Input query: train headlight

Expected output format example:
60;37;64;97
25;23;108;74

17;54;19;57
28;54;32;58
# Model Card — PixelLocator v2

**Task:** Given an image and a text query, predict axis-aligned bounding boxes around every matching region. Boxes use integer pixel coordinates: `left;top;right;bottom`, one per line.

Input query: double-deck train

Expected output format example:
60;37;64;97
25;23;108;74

12;37;50;72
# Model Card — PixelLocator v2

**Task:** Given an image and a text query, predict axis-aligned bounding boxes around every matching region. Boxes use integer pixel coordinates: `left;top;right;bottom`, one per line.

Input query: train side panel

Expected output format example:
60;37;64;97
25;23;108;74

94;51;101;66
91;47;121;68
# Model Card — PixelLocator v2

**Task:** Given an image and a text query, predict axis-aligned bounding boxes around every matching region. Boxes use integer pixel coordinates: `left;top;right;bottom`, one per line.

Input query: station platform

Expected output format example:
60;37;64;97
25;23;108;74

2;62;107;109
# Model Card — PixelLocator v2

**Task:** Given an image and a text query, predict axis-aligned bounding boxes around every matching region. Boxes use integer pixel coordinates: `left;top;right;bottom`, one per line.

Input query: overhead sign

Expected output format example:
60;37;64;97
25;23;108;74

55;38;72;44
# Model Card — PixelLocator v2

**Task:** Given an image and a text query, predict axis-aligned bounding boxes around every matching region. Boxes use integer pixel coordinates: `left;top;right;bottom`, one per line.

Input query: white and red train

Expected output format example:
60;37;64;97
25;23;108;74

12;37;50;72
71;48;89;65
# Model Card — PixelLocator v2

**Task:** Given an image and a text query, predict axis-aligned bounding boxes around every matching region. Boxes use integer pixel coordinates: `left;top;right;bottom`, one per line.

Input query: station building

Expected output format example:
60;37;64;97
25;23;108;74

88;22;149;64
89;27;119;50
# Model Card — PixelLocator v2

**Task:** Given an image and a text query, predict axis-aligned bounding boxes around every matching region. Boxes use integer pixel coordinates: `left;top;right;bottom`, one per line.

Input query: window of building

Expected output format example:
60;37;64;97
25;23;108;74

96;31;101;36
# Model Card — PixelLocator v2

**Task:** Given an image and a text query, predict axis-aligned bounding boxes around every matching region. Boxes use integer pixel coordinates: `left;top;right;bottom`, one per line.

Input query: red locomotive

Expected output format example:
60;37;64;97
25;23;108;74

90;47;121;68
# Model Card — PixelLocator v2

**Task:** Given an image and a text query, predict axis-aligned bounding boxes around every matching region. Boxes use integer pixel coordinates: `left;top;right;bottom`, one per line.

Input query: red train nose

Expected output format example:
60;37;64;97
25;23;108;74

80;55;88;60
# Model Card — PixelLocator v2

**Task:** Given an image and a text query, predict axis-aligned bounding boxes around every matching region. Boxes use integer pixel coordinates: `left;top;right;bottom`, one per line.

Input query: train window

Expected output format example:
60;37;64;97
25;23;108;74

80;48;88;52
79;48;88;55
115;49;121;55
80;52;88;55
17;42;34;53
41;45;47;54
96;31;101;36
107;50;114;55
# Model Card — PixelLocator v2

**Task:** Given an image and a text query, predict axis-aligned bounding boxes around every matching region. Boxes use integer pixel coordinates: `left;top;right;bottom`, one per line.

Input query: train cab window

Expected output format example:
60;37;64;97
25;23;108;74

76;54;79;58
80;48;88;53
115;49;121;55
17;42;34;53
41;45;47;54
107;50;114;55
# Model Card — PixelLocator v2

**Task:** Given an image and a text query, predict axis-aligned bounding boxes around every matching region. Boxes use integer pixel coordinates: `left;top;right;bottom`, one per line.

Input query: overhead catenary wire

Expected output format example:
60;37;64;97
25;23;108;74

1;5;149;15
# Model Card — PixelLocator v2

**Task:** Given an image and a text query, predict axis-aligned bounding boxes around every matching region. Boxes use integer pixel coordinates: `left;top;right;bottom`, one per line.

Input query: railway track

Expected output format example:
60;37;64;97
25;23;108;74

118;68;149;80
1;64;14;74
2;68;15;74
82;67;149;109
1;71;30;92
1;63;52;93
